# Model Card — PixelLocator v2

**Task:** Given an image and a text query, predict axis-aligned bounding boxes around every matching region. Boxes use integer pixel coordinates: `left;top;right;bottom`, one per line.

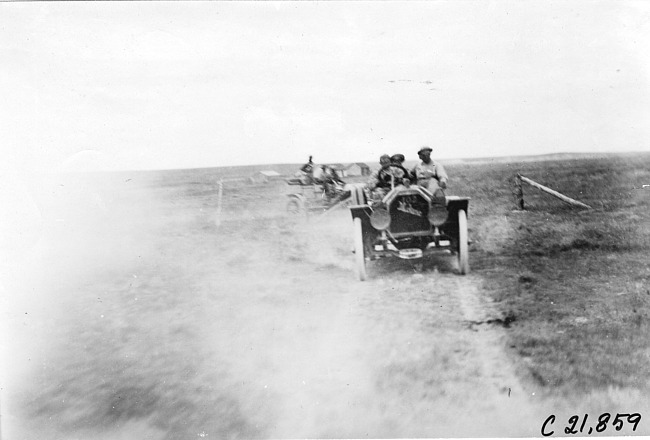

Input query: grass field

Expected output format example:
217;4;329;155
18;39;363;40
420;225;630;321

1;152;649;438
448;153;650;394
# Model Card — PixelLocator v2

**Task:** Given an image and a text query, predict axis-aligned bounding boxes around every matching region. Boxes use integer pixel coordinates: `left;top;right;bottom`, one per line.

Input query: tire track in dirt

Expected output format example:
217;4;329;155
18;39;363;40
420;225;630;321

454;275;524;395
333;261;542;438
450;274;539;435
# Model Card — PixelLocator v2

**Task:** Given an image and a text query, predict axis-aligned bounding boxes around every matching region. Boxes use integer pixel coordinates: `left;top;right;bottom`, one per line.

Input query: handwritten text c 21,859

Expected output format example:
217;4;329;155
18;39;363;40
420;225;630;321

541;413;641;436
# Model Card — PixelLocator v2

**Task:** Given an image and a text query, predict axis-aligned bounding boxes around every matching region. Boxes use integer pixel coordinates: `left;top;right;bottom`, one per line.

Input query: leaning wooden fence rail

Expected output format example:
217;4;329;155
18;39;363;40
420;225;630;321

513;174;592;210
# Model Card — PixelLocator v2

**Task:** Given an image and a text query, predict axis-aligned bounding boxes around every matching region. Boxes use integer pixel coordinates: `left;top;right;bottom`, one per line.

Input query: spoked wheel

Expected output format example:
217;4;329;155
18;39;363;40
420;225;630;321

286;198;302;215
353;217;367;281
457;209;469;275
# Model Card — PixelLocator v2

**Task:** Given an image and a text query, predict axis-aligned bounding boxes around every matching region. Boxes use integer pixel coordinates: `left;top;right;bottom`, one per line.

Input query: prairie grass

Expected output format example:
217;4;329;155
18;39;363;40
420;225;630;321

445;152;650;396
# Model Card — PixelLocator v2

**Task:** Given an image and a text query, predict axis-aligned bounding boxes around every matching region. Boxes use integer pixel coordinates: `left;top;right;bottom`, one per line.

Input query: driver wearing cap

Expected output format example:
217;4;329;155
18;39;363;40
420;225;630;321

366;153;409;201
412;146;448;193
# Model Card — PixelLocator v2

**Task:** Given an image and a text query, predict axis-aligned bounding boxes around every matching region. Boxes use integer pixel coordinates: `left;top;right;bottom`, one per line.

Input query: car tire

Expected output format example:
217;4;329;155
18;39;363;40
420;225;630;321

286;198;302;214
457;209;469;275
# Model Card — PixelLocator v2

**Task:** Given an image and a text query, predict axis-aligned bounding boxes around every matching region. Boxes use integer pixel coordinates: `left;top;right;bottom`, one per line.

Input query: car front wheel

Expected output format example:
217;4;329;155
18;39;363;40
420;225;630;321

457;209;469;275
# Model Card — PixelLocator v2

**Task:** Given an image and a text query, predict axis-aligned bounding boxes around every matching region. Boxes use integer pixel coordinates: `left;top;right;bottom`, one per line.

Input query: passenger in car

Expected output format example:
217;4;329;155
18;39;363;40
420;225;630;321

390;153;405;165
295;155;315;184
318;165;346;202
390;154;414;181
412;146;448;194
366;154;391;191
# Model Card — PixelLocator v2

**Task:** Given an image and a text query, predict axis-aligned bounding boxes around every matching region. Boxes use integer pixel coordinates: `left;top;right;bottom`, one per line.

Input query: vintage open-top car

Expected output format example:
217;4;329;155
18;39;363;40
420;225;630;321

285;177;350;215
348;169;470;280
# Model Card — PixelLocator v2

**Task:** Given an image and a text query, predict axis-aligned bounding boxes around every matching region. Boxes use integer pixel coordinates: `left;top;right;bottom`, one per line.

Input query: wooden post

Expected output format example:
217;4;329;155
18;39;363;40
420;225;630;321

518;174;592;209
513;174;525;210
215;178;223;227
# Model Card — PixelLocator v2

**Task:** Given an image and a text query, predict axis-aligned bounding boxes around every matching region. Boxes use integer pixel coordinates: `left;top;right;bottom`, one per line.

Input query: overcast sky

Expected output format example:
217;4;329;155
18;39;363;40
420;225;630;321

1;1;649;172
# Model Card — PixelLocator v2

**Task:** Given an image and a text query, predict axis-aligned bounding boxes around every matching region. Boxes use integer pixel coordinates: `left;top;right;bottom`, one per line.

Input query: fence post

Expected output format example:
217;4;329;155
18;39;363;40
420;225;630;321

513;174;525;210
215;178;223;227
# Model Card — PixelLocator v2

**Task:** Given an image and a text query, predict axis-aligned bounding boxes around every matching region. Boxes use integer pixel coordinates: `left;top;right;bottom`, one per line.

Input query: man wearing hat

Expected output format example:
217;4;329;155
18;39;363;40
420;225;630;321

413;146;448;193
390;153;414;180
367;153;410;200
366;154;392;191
300;155;314;174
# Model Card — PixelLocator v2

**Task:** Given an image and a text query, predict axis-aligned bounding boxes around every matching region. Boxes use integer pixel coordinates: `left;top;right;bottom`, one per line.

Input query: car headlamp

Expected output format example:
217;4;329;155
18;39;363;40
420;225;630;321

370;205;391;230
428;201;448;227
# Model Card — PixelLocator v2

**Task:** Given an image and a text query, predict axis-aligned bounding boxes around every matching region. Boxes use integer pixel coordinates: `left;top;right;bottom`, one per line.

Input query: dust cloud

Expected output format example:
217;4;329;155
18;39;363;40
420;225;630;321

0;172;609;439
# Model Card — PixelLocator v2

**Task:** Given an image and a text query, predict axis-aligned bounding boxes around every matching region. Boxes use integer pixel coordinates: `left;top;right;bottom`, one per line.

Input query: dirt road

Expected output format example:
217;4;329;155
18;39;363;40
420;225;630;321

1;175;545;438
